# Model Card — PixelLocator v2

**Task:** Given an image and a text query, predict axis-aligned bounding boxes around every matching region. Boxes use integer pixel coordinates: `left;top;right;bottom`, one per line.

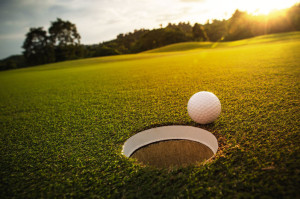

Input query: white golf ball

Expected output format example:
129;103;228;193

187;91;221;124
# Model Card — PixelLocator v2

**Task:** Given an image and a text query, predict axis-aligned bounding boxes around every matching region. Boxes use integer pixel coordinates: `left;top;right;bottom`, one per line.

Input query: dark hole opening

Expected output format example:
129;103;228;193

130;139;214;168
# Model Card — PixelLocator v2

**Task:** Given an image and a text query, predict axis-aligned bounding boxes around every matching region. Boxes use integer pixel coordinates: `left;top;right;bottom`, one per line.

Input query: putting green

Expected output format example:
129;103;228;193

0;31;299;198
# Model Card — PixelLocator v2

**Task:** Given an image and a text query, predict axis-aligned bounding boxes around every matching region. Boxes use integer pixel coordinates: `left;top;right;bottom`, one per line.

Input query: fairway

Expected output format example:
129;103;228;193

0;32;299;198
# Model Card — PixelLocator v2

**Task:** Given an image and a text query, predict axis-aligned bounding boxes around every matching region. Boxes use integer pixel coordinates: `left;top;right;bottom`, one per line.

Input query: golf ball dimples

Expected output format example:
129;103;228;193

187;91;221;124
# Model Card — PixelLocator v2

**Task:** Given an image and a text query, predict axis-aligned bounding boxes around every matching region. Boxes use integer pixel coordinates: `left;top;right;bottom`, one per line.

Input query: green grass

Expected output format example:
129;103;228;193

146;31;300;53
0;32;299;198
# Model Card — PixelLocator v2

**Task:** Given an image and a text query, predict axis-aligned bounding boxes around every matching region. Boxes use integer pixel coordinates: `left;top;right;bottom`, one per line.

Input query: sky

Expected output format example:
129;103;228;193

0;0;299;59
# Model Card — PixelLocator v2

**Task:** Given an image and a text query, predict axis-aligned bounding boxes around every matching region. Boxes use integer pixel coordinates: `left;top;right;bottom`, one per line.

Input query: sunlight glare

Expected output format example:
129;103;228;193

236;0;298;15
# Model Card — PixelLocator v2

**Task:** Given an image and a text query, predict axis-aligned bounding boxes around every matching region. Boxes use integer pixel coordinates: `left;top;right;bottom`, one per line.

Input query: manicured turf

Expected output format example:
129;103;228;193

0;32;299;198
146;31;300;53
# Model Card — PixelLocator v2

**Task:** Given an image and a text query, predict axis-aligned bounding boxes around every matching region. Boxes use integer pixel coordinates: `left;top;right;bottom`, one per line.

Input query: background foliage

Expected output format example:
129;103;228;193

0;4;299;70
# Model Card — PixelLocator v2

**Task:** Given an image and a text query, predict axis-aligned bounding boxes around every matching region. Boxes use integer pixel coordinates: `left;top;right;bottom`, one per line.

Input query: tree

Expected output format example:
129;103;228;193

22;27;55;66
22;19;82;66
0;55;26;71
225;10;253;41
192;23;208;41
48;18;82;61
131;28;189;52
48;18;81;46
287;4;300;30
204;19;227;41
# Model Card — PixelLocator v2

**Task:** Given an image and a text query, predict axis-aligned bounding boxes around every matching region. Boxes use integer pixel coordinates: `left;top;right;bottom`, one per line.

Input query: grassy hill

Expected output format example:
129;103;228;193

0;32;299;198
145;31;300;53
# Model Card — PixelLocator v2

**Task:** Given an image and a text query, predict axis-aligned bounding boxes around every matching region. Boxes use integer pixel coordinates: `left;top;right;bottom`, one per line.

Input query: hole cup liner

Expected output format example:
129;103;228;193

122;125;218;157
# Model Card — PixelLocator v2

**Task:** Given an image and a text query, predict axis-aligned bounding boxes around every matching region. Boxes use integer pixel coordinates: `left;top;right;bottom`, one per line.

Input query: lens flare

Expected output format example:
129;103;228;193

235;0;297;15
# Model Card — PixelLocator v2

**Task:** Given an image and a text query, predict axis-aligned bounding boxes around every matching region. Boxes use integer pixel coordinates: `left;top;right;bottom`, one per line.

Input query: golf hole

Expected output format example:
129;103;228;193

122;126;218;168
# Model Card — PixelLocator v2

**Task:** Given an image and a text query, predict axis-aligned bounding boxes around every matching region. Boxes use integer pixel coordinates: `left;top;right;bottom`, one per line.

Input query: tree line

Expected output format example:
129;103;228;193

1;3;299;71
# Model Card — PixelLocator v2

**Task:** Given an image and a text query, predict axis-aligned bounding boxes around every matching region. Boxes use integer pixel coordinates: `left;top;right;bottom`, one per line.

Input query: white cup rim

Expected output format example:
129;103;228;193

122;125;218;157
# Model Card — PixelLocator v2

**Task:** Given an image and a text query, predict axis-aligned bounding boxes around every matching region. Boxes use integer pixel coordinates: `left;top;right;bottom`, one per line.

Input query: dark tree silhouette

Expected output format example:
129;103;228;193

22;27;55;66
48;18;81;46
192;23;208;41
204;19;227;41
48;18;82;61
225;10;254;41
287;4;300;30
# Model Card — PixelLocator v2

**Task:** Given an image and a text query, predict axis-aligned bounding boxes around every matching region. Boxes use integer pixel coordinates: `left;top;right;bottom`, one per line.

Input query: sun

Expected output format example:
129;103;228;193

237;0;299;15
